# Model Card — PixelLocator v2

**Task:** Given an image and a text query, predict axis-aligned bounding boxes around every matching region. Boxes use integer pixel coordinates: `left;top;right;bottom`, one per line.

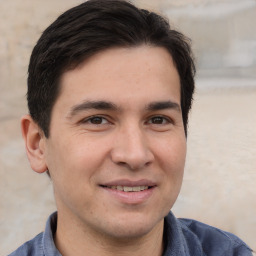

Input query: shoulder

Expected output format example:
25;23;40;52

8;232;44;256
178;217;253;255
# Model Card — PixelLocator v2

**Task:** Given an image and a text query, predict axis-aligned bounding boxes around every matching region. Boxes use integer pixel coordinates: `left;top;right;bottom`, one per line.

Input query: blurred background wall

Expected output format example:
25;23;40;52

0;0;255;254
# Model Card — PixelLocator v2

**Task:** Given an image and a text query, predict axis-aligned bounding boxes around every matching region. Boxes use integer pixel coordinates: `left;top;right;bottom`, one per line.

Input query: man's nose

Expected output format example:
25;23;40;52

110;125;154;170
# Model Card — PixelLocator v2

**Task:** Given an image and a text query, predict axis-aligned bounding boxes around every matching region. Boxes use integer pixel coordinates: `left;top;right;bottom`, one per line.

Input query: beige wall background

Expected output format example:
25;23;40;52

0;0;255;254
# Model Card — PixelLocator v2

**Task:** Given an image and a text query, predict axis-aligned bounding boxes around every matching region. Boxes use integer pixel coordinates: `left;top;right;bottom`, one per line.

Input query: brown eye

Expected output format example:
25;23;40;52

150;116;167;124
88;116;107;124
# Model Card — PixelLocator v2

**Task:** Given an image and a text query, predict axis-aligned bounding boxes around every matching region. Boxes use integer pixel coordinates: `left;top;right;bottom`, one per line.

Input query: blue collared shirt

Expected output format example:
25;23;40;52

9;212;252;256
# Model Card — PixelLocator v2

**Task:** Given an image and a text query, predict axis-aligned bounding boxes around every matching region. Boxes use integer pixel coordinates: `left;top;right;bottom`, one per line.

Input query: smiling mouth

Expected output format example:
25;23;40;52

101;185;154;192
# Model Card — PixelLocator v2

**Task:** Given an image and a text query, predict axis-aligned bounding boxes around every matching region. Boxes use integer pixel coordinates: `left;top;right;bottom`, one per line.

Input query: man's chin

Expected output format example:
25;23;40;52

98;216;164;241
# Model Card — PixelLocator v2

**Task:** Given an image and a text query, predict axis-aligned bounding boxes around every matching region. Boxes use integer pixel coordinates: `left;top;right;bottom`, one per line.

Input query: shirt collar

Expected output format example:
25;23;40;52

43;212;61;256
163;211;204;256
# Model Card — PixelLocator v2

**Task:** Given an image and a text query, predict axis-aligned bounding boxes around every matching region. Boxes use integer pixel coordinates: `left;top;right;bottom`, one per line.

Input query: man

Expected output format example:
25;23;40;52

10;0;252;255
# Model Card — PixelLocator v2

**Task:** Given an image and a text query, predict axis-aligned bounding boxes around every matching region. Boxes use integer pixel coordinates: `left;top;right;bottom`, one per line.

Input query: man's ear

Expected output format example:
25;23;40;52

21;115;48;173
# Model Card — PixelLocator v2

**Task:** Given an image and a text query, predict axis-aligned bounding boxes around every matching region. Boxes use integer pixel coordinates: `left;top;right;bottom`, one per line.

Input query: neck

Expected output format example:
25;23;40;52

54;212;164;256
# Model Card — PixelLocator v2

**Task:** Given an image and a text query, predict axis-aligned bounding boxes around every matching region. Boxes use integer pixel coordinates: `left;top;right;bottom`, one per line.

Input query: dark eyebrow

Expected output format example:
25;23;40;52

146;100;181;112
68;100;118;118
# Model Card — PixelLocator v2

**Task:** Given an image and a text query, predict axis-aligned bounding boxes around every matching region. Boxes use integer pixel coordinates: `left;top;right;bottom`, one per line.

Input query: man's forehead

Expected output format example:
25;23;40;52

61;45;177;77
53;46;181;117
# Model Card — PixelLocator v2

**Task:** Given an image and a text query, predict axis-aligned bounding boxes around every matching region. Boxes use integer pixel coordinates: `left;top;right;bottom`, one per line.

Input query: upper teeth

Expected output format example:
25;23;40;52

109;185;149;192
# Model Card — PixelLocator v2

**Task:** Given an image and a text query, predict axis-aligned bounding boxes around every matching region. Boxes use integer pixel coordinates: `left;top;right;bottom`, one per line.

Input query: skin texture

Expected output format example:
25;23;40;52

21;46;186;256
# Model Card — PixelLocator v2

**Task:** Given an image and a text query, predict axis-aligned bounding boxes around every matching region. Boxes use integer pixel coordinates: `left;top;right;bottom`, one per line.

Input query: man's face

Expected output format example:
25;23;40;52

43;46;186;239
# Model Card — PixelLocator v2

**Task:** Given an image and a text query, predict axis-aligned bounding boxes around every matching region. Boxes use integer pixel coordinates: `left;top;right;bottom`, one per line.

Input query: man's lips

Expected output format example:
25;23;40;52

99;179;157;204
100;179;157;192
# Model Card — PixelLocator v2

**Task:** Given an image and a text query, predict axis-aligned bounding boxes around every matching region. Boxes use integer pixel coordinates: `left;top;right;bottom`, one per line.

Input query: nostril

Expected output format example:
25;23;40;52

145;161;151;166
118;162;127;166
